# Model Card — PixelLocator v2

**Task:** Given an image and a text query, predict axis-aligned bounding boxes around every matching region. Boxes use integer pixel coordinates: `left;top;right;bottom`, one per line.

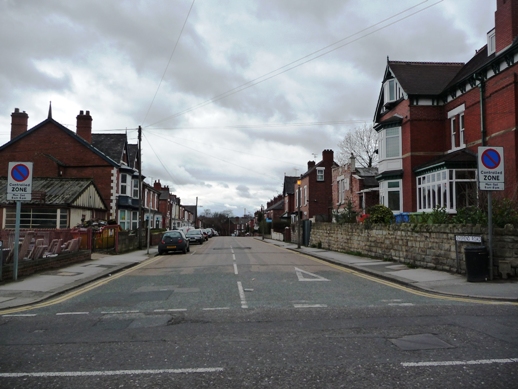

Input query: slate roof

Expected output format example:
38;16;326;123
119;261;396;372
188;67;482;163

91;134;128;164
389;61;464;95
0;117;119;167
127;144;139;169
413;149;477;175
0;177;106;209
355;167;379;188
283;176;298;196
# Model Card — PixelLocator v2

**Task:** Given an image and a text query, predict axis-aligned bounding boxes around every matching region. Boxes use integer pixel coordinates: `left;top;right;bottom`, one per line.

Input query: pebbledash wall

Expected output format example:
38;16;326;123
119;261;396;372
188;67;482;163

309;222;518;275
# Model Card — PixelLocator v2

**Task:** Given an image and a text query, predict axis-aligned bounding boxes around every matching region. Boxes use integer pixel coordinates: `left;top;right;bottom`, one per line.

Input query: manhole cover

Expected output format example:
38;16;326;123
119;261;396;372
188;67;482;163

390;334;453;351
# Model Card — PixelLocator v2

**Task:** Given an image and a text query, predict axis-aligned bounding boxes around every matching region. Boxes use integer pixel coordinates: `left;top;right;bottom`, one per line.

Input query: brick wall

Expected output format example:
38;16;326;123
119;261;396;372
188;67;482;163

309;222;518;274
1;250;91;280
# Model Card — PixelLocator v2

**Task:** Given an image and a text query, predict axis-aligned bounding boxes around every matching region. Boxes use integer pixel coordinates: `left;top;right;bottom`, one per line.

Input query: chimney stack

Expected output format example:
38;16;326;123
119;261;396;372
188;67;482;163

11;108;29;140
76;110;92;143
307;161;316;170
322;149;334;162
349;153;356;171
495;0;518;53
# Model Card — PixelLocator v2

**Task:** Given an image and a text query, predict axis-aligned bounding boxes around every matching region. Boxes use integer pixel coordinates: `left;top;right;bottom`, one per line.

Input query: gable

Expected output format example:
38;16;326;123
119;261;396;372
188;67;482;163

0;118;119;169
374;61;464;123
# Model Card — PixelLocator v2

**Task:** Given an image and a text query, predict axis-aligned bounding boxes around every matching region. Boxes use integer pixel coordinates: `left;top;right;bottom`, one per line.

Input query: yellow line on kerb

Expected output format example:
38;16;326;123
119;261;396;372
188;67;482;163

0;255;165;315
298;251;517;306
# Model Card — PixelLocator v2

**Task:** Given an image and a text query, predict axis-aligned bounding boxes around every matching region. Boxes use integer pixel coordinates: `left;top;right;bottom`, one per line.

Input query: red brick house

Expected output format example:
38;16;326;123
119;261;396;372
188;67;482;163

374;0;518;213
0;107;153;230
265;194;284;229
332;154;378;216
297;149;338;222
280;175;298;222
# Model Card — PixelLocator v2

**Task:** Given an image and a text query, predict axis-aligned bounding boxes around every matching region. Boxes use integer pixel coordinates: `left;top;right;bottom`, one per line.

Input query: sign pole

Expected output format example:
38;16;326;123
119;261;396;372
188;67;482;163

478;146;504;281
13;200;21;281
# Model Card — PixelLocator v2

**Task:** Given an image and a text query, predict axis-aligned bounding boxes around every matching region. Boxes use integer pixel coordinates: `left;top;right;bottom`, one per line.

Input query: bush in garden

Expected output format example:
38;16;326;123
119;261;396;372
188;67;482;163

365;204;394;224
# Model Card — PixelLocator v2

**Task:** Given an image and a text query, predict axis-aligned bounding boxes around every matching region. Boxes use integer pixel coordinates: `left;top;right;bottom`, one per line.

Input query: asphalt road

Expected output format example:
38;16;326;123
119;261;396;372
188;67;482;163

0;237;517;388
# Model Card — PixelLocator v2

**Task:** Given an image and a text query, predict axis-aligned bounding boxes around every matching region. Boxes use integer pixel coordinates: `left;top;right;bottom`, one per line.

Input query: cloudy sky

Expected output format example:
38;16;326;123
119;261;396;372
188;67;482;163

0;0;496;215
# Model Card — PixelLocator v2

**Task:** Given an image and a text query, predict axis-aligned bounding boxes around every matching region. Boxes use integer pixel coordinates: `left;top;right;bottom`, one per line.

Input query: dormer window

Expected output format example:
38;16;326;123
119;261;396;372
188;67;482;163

488;28;496;55
384;78;403;106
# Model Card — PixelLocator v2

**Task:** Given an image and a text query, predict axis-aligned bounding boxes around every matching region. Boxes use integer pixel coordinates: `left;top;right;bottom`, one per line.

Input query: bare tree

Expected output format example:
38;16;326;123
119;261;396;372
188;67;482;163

337;124;378;168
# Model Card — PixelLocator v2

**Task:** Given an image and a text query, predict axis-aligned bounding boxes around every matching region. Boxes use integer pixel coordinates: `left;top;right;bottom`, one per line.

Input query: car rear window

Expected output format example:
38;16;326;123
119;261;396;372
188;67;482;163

166;232;181;238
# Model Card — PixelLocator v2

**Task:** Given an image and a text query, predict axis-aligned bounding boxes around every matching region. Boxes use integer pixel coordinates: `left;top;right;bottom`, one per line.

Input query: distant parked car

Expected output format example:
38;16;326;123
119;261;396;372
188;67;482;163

204;228;213;238
186;229;205;245
158;230;189;255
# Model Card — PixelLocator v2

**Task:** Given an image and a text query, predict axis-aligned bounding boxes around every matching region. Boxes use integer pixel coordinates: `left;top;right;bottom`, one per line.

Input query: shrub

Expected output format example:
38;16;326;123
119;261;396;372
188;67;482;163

451;206;487;225
492;198;518;227
365;204;394;224
333;199;358;224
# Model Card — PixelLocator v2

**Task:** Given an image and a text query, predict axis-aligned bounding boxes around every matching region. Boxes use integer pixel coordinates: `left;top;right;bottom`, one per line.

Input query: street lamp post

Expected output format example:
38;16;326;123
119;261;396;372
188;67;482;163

261;205;265;240
297;179;301;249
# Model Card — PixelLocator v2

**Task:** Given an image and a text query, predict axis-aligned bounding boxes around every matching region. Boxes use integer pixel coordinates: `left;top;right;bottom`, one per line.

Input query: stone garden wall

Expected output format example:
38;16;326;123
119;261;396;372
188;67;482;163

309;222;518;275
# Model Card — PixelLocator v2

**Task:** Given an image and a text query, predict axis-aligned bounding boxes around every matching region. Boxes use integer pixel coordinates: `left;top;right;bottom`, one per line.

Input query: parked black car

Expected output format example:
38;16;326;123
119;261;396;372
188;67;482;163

186;229;205;244
158;230;189;255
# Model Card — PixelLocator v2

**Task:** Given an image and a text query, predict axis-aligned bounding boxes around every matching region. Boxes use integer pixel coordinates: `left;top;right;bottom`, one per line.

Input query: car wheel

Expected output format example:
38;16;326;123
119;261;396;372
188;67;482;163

158;250;164;255
187;245;190;252
182;246;187;254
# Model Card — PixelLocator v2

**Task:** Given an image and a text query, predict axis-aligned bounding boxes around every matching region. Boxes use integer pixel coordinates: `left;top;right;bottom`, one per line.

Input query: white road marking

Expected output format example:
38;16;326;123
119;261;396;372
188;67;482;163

232;254;236;261
295;267;330;282
202;307;230;310
153;309;187;312
0;368;225;378
100;310;140;314
56;312;89;316
402;358;518;367
237;281;248;308
233;263;238;275
2;314;37;317
293;304;327;308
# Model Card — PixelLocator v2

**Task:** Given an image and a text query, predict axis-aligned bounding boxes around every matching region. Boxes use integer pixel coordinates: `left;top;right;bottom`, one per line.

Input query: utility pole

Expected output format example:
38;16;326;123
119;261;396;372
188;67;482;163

297;178;301;249
138;125;143;249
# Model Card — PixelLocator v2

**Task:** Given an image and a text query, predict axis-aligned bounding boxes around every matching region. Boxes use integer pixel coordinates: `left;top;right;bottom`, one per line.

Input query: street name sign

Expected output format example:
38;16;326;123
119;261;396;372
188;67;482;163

478;147;504;191
7;162;33;201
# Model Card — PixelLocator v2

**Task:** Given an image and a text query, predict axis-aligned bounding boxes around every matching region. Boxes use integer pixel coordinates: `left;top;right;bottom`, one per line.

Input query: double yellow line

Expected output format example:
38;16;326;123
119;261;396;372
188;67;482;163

302;253;518;306
0;255;165;315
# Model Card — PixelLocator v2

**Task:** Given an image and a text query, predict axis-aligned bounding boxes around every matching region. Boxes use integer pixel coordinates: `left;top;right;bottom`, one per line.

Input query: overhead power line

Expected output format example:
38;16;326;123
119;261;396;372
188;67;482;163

140;0;196;127
145;0;442;128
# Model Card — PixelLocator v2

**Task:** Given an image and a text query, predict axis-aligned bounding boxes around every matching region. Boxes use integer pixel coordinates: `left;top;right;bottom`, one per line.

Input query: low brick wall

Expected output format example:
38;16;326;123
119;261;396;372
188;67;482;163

1;250;91;281
309;223;518;275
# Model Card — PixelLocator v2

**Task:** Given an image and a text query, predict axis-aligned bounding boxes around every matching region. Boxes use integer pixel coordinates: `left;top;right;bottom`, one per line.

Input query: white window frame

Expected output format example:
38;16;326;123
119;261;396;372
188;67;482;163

120;173;128;195
384;79;396;103
416;169;477;212
316;168;325;181
119;209;129;230
132;178;139;198
379;127;401;160
304;185;308;205
448;104;466;152
459;113;465;147
379;180;402;213
488;28;496;55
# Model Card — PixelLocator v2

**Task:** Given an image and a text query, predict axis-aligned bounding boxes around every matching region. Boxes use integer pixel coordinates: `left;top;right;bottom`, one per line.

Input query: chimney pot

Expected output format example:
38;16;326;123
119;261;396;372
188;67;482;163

11;108;29;140
76;110;93;143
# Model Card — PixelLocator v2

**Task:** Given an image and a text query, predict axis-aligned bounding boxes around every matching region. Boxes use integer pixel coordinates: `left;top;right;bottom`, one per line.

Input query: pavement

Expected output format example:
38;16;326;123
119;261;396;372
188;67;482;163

0;239;516;312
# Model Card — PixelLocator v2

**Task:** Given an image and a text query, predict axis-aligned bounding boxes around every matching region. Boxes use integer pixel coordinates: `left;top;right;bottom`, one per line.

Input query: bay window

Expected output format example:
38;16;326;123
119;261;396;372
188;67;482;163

379;180;401;213
416;169;476;212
